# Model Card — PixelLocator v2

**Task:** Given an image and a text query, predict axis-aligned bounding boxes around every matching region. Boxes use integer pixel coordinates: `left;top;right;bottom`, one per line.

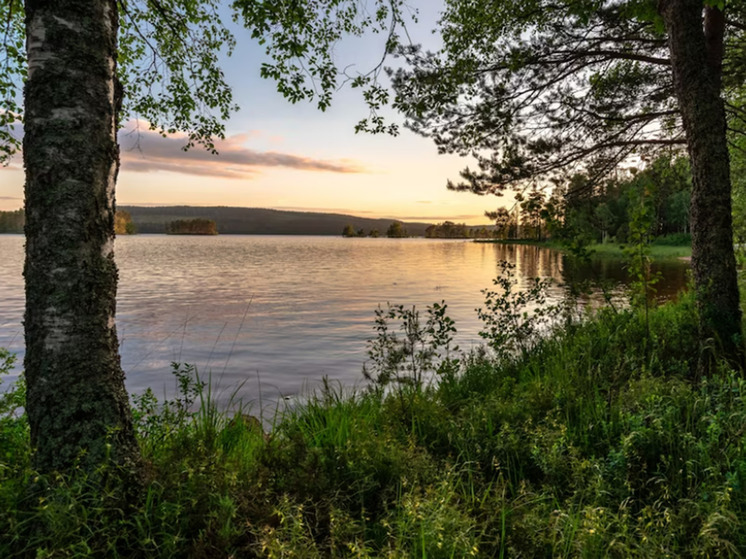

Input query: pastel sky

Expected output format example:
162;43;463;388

0;2;512;225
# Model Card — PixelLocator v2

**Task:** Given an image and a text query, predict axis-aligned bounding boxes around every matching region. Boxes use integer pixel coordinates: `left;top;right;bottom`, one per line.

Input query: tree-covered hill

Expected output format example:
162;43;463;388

120;206;436;236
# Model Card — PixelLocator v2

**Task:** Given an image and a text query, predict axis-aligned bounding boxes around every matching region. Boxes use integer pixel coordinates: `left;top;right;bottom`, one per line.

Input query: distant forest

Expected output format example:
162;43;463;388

489;154;693;245
0;206;501;237
119;206;440;236
341;220;494;238
166;218;218;235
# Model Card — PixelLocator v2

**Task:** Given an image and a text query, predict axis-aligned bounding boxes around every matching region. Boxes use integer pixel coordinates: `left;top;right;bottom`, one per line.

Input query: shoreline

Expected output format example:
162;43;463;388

475;238;693;260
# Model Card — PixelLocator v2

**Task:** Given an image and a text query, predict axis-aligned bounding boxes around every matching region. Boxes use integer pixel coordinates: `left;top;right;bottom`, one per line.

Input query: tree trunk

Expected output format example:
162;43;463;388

23;0;141;473
659;0;744;371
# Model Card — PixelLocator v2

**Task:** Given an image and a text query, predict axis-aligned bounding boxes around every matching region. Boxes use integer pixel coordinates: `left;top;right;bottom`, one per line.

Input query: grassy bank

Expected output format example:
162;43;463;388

477;239;692;261
1;294;745;557
585;242;691;260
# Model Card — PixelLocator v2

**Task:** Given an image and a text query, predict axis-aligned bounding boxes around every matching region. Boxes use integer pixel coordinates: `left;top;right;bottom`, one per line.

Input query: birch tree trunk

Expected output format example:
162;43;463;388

23;0;141;473
659;0;744;372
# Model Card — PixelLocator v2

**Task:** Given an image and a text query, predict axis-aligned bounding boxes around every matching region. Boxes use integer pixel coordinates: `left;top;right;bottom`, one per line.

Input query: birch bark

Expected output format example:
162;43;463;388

23;0;141;472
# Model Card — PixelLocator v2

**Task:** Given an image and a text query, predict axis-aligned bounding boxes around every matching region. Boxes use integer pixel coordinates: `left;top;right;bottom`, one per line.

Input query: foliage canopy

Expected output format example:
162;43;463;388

388;0;746;195
0;0;237;162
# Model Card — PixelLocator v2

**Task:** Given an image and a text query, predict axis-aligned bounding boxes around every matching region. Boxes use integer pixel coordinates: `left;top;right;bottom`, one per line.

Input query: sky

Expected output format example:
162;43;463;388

0;2;512;225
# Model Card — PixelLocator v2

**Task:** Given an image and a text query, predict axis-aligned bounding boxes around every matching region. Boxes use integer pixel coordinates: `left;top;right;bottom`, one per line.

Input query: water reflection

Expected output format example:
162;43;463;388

0;236;689;412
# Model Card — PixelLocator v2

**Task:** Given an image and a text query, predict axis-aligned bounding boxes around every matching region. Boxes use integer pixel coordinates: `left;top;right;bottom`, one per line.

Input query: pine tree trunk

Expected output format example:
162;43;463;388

23;0;142;473
659;1;744;371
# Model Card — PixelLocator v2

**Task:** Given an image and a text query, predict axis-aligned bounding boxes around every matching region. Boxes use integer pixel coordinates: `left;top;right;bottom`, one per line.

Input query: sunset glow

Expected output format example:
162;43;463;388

0;2;510;226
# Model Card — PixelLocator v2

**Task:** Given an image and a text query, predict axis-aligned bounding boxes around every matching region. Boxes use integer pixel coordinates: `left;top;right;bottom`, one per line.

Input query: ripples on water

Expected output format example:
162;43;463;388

0;235;688;412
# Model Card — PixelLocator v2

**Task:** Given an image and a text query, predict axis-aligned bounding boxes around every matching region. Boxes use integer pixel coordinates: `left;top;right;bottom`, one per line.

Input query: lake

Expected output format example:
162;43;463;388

0;235;689;413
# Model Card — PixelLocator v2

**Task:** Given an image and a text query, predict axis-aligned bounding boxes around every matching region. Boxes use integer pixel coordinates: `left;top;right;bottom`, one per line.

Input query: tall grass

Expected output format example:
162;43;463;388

1;294;746;557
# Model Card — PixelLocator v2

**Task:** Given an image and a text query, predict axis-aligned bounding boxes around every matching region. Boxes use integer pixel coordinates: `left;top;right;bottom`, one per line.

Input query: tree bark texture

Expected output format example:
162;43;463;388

23;0;141;473
659;0;744;371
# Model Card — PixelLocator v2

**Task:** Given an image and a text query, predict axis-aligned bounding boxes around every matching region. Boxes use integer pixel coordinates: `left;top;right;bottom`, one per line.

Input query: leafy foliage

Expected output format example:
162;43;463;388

118;0;237;151
131;362;205;444
730;105;746;251
385;221;407;237
0;209;24;234
388;0;745;195
363;301;458;392
477;260;559;361
0;349;26;467
424;220;471;238
114;210;136;235
0;349;22;416
505;153;692;245
233;0;411;134
164;218;218;235
623;183;662;310
0;0;25;164
0;0;238;162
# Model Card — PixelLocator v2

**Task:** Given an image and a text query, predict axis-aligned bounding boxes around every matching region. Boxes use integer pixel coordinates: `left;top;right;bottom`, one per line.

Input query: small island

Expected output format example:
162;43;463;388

114;210;136;235
0;209;24;234
165;218;218;235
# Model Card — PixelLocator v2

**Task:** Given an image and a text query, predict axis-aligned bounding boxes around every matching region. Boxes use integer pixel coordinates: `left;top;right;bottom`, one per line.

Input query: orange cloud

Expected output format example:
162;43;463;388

118;121;365;178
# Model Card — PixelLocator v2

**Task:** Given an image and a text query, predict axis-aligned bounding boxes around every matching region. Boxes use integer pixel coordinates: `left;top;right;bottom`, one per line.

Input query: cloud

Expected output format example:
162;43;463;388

0;161;22;171
123;159;261;179
119;121;365;178
0;196;21;201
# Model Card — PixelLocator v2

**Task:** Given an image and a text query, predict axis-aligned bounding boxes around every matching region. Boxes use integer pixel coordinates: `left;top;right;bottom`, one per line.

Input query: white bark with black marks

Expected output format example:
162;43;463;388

23;0;142;475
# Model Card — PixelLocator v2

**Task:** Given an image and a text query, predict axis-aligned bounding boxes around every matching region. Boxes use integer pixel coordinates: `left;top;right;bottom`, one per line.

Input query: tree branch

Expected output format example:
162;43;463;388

551;49;670;66
726;18;746;32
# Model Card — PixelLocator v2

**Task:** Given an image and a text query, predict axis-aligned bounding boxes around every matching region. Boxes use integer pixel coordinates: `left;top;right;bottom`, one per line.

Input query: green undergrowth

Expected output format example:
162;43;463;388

586;242;691;261
2;296;746;557
477;238;692;260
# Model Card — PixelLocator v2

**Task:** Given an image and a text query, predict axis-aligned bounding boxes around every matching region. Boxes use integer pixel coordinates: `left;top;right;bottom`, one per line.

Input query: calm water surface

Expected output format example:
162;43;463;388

0;235;688;411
